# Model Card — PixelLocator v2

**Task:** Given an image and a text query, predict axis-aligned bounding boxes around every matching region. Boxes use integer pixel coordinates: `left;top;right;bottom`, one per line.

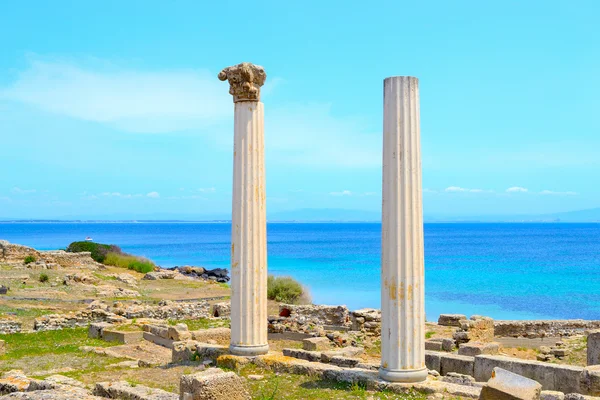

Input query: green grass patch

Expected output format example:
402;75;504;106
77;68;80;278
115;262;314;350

103;253;155;274
0;305;56;319
39;273;49;283
425;331;435;339
167;318;229;331
0;327;112;361
267;275;309;304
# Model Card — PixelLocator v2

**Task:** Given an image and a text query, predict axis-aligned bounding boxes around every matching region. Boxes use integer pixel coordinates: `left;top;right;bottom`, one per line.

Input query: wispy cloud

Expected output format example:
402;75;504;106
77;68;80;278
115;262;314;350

0;57;231;133
445;186;491;193
11;187;36;194
539;190;578;196
506;186;528;193
330;190;352;196
197;188;216;193
146;191;160;198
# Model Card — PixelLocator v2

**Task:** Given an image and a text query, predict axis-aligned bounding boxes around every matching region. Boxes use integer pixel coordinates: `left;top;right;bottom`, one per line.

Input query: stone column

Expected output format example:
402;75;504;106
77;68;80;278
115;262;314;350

379;76;427;383
219;63;269;356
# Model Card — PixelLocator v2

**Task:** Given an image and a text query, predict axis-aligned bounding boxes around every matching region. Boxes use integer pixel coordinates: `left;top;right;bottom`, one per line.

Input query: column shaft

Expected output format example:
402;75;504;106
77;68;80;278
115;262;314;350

379;76;427;383
230;101;269;356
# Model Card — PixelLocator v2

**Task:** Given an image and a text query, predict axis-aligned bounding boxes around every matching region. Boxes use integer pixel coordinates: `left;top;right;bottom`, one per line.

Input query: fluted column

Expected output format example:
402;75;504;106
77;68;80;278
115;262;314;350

379;76;427;383
219;63;268;356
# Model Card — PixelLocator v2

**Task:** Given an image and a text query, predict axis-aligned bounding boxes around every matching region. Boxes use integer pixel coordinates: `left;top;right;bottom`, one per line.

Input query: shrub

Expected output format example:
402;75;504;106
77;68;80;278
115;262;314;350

39;273;49;283
24;255;36;264
267;275;310;304
66;241;121;263
103;252;155;274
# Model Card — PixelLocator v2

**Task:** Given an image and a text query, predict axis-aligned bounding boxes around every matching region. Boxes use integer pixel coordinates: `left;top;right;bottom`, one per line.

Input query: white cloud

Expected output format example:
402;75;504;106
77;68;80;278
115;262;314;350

146;191;160;198
0;58;231;133
540;190;578;196
11;187;36;194
506;187;528;193
197;188;216;193
330;190;352;196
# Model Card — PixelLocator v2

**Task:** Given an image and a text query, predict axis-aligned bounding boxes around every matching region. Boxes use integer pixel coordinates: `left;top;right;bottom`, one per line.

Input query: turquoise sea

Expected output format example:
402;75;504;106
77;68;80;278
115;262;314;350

1;222;599;321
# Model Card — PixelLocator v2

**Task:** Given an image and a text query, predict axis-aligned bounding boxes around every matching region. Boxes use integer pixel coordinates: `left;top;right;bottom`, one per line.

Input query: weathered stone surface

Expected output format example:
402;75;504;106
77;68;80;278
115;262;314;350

440;353;475;376
480;367;542;400
216;355;250;371
0;240;103;270
211;303;230;318
143;332;174;349
441;372;476;387
438;314;467;327
94;381;177;400
143;270;177;280
218;62;266;103
190;328;230;345
541;391;565;400
458;342;500;357
278;304;350;327
168;324;191;341
474;354;584;394
282;348;321;362
0;319;22;335
180;368;251;400
172;342;228;364
580;365;600;396
101;329;143;344
495;320;600;339
468;317;495;343
303;337;332;351
0;371;31;394
587;330;600;366
88;322;113;339
425;340;443;351
442;338;456;352
0;340;5;356
425;351;442;373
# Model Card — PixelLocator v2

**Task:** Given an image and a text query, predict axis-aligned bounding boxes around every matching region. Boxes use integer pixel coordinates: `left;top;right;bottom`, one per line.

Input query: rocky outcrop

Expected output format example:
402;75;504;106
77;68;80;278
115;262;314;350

33;300;210;331
0;318;22;334
94;381;177;400
0;241;103;270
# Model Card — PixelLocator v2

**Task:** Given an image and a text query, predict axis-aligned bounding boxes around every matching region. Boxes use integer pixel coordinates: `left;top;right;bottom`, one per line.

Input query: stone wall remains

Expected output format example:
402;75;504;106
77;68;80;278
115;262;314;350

494;320;600;338
0;318;22;334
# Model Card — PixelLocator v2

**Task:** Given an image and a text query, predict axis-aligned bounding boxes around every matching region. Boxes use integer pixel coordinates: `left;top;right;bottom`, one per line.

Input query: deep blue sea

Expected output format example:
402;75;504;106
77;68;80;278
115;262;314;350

1;222;600;321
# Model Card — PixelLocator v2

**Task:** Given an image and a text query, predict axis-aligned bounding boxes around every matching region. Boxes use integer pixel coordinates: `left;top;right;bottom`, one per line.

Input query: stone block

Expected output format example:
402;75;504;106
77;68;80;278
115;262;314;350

468;317;495;343
143;324;170;339
328;356;360;368
191;328;231;345
581;365;600;396
143;332;175;349
425;350;442;373
438;314;468;327
168;324;191;341
172;342;228;364
587;330;600;366
454;330;472;344
0;340;4;356
442;338;456;352
216;355;251;371
474;354;584;394
425;339;443;351
541;391;565;400
480;367;542;400
440;353;475;376
302;337;332;351
94;381;177;400
458;342;500;357
88;322;113;339
101;329;143;344
282;348;321;362
180;368;251;400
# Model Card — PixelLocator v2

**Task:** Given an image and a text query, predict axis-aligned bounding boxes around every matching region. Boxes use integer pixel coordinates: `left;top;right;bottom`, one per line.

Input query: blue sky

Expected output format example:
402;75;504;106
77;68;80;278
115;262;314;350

0;0;598;219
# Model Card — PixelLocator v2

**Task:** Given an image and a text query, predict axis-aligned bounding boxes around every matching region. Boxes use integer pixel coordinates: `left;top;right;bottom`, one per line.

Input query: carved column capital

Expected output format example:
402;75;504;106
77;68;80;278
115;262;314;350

218;62;267;102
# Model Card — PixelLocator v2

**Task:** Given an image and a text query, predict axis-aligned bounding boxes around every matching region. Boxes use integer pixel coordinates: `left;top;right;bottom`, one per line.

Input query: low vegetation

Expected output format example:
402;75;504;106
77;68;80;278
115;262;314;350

67;241;156;273
39;273;49;283
267;275;310;304
23;255;36;264
103;252;155;274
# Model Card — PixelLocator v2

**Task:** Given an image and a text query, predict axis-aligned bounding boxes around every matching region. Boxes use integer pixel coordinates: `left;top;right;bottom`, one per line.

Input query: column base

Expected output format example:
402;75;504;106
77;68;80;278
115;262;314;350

229;343;269;357
379;366;428;383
